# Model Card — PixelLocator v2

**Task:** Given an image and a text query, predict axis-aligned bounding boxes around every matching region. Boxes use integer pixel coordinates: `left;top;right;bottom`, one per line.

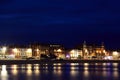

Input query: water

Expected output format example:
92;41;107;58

0;63;120;80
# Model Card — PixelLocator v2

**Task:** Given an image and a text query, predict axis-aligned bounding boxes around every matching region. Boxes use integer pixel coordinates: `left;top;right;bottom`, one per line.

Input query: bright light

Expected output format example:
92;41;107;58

12;65;17;70
26;49;32;57
12;69;18;76
57;66;61;70
70;49;79;58
84;67;89;71
26;49;32;53
2;65;7;71
27;64;32;70
36;49;39;52
6;54;15;59
104;56;113;60
13;48;18;53
57;49;62;52
2;47;7;51
71;66;76;70
70;63;76;66
113;51;119;56
12;65;18;75
103;50;106;53
34;64;39;70
108;56;113;60
2;47;7;53
66;54;70;58
27;69;32;76
85;49;88;53
113;63;118;67
84;63;89;66
1;65;8;77
71;50;75;53
35;70;40;75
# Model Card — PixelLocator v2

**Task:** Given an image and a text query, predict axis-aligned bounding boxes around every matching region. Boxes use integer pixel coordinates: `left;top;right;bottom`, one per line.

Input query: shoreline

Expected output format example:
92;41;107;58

0;60;120;65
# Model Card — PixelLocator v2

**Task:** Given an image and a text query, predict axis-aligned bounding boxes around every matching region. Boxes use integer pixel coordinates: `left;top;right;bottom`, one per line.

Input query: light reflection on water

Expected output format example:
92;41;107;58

84;63;89;66
84;63;89;71
113;63;118;67
26;64;32;76
0;63;119;80
54;69;62;76
11;65;18;76
1;65;8;80
84;70;89;77
113;70;119;77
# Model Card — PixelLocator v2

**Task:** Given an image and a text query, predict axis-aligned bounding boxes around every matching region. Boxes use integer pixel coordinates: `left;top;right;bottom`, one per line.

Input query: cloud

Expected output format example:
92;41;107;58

0;0;120;28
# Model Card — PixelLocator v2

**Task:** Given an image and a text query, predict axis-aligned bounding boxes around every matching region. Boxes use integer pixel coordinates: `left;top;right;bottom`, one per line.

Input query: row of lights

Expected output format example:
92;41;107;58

1;47;34;53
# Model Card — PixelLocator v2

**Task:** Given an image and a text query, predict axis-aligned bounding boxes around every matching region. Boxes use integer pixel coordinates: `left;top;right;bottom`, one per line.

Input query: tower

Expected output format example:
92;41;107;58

83;41;88;58
83;41;87;49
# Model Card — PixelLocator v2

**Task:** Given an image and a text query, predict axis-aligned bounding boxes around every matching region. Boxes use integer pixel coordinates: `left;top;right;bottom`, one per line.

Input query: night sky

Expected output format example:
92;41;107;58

0;0;120;49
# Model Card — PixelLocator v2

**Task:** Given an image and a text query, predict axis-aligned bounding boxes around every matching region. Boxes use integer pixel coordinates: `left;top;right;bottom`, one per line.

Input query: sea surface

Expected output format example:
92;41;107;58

0;63;120;80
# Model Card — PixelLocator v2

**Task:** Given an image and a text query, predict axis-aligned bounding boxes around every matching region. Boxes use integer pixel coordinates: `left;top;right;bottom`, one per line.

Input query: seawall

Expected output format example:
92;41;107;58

0;60;120;65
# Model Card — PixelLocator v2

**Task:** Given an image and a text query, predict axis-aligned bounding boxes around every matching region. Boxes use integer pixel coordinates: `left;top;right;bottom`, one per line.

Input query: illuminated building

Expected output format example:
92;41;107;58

29;43;49;59
75;42;107;60
69;49;82;59
0;42;119;60
49;44;65;59
0;46;7;59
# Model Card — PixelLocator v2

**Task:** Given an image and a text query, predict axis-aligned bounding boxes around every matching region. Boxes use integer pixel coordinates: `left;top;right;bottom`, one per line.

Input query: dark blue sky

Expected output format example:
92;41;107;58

0;0;120;49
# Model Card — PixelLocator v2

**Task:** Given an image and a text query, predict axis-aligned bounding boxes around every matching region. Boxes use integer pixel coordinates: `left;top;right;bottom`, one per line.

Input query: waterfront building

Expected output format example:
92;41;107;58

69;49;83;59
49;44;65;59
2;44;33;59
75;42;107;60
29;43;41;59
0;42;120;60
6;47;32;59
30;43;50;59
29;43;65;59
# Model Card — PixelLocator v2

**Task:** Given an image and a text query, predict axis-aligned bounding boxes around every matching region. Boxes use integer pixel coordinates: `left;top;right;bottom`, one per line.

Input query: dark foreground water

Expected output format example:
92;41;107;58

0;63;120;80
